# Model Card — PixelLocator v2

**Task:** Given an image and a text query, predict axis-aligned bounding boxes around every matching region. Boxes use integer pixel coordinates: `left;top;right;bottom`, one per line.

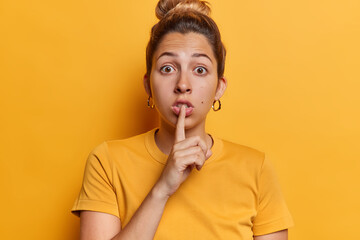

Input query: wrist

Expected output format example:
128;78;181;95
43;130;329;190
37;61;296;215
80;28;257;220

151;181;171;201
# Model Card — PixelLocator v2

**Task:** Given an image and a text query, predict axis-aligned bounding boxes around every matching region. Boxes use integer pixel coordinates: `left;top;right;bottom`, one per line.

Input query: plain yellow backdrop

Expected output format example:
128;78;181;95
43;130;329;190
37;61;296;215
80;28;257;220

1;0;359;239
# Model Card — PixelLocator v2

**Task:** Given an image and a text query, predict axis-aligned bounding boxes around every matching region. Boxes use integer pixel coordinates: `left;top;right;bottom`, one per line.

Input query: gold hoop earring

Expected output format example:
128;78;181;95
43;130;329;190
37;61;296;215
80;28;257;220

212;99;221;111
147;96;155;109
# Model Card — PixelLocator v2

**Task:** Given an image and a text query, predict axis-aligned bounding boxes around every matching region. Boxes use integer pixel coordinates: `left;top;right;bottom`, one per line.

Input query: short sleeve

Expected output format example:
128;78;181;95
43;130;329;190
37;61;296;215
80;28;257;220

71;142;119;218
252;156;294;236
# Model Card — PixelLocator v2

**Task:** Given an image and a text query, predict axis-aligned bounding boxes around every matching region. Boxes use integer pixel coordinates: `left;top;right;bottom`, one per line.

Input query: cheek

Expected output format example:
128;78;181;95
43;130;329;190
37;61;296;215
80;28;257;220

151;82;172;105
198;84;217;103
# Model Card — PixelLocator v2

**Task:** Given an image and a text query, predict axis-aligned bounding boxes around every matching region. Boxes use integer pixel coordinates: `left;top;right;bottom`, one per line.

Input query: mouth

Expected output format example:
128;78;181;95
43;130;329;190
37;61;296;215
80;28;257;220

171;100;194;117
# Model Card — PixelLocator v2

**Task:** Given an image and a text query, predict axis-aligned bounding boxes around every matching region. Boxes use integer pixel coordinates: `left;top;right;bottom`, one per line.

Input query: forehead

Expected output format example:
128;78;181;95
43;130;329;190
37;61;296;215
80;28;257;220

154;32;216;60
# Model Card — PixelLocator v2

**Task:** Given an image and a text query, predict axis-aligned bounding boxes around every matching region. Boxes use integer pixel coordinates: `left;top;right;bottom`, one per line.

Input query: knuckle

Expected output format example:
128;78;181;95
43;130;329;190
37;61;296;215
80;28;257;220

198;147;204;154
173;156;184;164
196;146;203;154
196;147;205;155
172;151;180;159
172;144;179;151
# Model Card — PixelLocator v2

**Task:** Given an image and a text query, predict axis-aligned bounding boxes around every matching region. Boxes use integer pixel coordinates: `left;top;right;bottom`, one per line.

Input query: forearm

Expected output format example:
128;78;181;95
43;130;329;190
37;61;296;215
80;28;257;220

112;182;169;240
254;229;288;240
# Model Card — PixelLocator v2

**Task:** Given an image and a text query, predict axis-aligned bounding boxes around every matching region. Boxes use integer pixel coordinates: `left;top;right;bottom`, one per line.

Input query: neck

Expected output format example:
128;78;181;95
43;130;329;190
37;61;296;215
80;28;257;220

155;118;212;155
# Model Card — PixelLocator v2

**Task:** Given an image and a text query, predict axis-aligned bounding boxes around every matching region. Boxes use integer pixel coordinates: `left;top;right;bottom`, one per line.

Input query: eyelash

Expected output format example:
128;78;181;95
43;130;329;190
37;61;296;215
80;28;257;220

160;65;175;73
160;65;208;75
194;66;207;75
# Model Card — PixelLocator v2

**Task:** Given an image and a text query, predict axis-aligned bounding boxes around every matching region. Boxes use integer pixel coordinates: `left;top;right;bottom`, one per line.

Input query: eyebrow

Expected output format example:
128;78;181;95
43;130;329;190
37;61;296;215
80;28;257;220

157;52;213;63
192;53;213;63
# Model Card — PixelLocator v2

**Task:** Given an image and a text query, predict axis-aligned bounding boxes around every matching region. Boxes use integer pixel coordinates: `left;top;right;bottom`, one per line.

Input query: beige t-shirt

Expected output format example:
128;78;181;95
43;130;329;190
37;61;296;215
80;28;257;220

72;128;293;239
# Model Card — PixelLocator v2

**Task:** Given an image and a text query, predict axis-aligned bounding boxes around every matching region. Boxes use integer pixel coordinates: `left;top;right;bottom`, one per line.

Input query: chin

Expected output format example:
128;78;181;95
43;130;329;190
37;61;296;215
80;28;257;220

179;116;204;130
158;113;188;129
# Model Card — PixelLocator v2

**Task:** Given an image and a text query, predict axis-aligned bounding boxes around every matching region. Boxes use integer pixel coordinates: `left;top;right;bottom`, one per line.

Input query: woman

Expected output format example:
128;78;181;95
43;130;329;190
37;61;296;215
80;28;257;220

72;0;293;239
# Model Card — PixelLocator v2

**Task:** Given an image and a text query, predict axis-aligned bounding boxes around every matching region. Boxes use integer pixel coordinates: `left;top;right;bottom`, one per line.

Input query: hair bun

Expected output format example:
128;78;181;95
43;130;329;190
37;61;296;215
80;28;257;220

155;0;211;20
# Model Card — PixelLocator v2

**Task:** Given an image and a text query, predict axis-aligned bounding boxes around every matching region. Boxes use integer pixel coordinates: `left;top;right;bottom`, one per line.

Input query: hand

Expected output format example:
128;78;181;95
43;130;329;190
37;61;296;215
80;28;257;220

156;105;212;197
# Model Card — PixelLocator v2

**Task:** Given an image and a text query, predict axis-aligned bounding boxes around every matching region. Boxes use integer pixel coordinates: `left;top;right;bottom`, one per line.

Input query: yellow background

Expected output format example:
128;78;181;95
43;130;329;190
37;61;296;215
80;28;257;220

1;0;359;239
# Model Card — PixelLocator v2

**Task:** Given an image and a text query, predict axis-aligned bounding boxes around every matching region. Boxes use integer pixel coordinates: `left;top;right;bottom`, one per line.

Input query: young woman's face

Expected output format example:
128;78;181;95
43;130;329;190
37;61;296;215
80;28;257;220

145;32;226;130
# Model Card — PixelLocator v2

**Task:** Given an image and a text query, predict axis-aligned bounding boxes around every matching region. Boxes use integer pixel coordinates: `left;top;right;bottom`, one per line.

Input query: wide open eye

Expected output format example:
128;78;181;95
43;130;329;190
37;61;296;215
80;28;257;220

194;66;207;75
160;65;175;73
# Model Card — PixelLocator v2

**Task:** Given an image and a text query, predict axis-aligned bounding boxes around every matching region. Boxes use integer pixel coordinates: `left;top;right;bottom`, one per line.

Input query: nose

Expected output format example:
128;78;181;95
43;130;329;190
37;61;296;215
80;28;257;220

174;72;192;94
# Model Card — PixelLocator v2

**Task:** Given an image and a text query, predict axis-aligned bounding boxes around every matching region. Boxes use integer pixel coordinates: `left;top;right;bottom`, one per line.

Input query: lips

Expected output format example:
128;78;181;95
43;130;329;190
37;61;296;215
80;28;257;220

171;100;194;116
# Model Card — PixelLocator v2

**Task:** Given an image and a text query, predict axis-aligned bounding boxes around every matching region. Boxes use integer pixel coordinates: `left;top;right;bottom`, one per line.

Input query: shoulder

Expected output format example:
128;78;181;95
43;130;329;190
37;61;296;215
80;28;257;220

94;129;153;154
220;138;265;161
105;131;148;150
212;137;266;173
89;129;155;165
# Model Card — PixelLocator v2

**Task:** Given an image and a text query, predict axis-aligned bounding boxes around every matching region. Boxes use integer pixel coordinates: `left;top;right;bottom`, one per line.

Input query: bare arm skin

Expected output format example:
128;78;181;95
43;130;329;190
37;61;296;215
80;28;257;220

80;211;120;240
80;210;288;240
254;229;288;240
80;106;211;240
79;181;168;240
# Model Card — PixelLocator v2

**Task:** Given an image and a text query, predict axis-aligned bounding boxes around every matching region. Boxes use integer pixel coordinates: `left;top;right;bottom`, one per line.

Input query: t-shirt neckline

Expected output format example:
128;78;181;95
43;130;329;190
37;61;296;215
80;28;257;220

144;128;223;165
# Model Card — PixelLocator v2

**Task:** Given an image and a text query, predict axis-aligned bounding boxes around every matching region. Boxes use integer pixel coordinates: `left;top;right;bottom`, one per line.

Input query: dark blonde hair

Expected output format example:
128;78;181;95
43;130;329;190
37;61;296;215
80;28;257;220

146;0;226;78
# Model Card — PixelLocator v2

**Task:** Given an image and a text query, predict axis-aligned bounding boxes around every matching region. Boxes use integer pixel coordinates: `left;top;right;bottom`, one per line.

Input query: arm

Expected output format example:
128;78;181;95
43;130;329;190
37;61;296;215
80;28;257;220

80;182;169;240
80;211;120;240
80;106;211;240
254;229;288;240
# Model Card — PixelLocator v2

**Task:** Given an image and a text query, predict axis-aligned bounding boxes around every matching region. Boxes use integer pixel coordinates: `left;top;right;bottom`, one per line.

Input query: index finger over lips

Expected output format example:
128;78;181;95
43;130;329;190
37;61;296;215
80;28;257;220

175;105;186;143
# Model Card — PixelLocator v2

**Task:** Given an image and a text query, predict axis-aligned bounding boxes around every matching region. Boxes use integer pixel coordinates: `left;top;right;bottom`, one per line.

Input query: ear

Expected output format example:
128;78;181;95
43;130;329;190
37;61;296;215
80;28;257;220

143;74;151;97
215;76;227;100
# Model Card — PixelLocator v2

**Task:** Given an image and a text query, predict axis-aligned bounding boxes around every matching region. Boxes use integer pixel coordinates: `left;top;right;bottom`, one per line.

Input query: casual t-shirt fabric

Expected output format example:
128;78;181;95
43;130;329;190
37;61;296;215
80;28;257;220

72;128;293;239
